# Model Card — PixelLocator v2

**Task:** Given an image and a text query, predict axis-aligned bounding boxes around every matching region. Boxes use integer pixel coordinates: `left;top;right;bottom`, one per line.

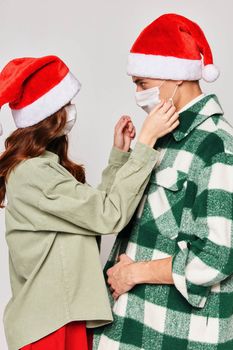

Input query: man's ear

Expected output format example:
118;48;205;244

176;80;184;86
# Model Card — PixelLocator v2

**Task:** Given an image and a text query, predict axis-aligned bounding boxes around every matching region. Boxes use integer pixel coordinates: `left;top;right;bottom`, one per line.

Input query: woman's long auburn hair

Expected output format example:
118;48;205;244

0;106;85;208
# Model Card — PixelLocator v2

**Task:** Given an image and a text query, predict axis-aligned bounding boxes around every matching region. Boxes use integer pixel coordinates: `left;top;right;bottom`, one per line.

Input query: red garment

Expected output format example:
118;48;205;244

20;321;93;350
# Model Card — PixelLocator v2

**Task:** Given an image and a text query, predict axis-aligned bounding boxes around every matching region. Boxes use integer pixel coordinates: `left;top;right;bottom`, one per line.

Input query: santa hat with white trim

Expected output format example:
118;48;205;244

127;13;220;83
0;55;81;135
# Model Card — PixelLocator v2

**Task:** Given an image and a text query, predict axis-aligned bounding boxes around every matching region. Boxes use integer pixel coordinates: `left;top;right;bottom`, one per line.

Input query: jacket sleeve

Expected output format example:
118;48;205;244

27;142;159;235
97;147;131;193
172;152;233;308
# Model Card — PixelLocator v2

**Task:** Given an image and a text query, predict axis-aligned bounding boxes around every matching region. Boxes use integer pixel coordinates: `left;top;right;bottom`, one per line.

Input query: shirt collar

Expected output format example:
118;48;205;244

39;150;59;162
177;93;206;113
172;93;224;142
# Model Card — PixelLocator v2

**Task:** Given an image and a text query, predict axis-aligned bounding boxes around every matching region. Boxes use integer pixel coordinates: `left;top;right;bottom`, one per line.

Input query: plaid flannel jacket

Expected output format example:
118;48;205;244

93;94;233;350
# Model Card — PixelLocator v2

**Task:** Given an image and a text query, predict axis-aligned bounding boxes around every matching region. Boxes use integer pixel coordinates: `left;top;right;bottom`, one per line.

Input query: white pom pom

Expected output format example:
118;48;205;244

0;123;3;136
202;64;220;82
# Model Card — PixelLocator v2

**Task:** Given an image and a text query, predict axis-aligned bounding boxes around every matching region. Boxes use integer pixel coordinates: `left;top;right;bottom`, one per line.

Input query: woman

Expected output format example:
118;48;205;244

0;55;179;350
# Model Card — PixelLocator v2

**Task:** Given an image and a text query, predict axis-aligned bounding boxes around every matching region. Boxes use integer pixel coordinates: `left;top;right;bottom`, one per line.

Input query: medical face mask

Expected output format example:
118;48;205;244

135;81;178;114
62;104;77;135
135;81;165;113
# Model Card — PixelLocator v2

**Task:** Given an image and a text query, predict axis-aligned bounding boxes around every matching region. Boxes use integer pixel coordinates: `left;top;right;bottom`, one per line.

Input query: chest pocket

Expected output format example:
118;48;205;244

149;166;188;191
141;166;188;241
136;167;188;221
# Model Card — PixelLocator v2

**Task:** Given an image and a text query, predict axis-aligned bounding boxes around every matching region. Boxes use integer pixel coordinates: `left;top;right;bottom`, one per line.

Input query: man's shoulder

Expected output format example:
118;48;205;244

171;114;233;172
210;115;233;155
196;113;233;135
193;114;233;158
214;115;233;141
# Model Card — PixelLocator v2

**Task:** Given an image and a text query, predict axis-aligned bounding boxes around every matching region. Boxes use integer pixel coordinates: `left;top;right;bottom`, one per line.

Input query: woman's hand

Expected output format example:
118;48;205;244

138;100;179;147
114;116;136;152
107;254;136;300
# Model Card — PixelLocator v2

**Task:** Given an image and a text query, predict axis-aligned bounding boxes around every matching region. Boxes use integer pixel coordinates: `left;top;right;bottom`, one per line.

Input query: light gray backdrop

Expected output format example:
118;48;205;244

0;0;232;348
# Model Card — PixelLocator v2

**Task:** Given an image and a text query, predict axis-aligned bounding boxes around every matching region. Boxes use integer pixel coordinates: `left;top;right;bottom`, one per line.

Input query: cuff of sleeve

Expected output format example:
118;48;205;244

172;241;209;308
130;142;159;165
108;147;131;165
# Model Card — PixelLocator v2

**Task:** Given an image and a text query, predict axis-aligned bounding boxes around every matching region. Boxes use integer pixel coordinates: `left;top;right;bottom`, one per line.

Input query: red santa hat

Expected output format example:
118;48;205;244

0;55;81;134
127;13;220;83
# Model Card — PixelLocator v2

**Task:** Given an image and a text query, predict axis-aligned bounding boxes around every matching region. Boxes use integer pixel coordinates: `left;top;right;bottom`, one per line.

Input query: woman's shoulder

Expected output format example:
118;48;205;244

8;154;69;187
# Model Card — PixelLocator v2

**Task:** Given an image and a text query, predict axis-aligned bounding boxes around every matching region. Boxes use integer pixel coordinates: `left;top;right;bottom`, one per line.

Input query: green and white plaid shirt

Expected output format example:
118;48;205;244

93;94;233;350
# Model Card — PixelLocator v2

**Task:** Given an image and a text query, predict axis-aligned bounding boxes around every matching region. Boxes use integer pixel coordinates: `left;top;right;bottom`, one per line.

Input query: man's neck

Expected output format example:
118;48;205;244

175;82;203;112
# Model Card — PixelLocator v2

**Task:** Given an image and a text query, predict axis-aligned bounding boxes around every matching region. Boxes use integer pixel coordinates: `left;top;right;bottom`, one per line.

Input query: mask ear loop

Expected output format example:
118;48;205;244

168;84;179;105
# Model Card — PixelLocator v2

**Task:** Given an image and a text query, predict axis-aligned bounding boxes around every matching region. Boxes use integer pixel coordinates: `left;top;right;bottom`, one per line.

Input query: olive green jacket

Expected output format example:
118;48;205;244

3;142;159;350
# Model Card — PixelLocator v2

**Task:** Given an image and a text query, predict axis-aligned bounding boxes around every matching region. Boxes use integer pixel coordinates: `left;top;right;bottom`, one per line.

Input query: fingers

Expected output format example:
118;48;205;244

119;116;132;125
165;105;176;119
114;117;123;131
127;121;133;133
106;268;112;277
149;100;174;117
125;131;134;139
128;124;136;138
118;254;134;266
169;119;180;131
108;280;118;299
125;121;134;137
115;116;131;132
115;116;136;139
116;118;131;134
168;112;179;126
112;292;119;300
130;127;136;139
124;121;136;139
160;100;174;114
119;254;127;261
149;100;165;115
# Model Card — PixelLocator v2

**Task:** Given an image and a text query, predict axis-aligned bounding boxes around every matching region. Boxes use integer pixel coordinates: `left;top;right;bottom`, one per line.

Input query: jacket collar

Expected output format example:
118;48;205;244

39;150;59;162
172;94;224;142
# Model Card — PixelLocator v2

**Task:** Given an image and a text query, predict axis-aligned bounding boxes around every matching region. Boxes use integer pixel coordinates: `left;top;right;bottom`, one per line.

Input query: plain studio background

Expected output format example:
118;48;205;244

0;0;232;348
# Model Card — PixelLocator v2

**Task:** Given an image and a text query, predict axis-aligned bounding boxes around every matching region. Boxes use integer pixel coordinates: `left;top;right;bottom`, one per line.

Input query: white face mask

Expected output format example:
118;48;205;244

62;104;77;135
135;81;178;114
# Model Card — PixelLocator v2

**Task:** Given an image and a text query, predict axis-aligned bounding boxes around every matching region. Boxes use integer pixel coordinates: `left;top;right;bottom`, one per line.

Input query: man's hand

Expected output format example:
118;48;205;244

114;116;136;152
107;255;174;300
107;254;136;300
138;100;179;147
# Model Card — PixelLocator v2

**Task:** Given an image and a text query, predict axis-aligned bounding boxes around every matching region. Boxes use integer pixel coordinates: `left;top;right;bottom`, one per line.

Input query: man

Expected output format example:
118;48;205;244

94;13;233;349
